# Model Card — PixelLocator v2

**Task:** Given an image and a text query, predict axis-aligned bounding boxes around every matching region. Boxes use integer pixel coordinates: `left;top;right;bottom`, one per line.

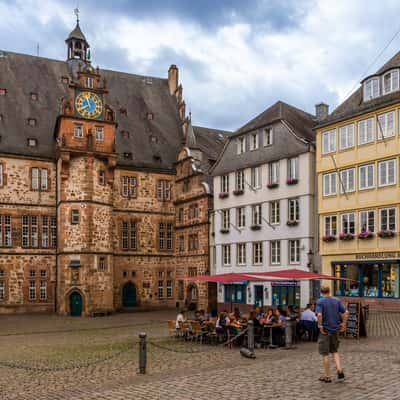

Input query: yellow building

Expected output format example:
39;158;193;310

316;52;400;310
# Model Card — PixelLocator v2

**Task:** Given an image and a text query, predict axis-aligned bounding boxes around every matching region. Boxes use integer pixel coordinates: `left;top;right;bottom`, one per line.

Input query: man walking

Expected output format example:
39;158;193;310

316;285;348;383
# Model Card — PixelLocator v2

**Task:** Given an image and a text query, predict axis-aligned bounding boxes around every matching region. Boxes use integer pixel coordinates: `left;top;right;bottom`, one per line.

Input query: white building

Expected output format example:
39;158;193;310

211;101;319;310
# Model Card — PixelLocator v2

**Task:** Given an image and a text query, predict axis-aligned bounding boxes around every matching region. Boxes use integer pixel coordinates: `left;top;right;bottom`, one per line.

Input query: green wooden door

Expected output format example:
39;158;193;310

122;282;137;307
70;291;83;316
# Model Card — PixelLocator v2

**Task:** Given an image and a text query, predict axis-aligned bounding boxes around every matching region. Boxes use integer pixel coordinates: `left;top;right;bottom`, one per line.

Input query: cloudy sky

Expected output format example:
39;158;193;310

1;0;400;130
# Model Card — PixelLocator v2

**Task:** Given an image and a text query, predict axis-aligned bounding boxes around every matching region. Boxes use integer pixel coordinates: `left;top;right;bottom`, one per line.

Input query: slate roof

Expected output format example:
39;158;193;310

0;50;190;172
192;125;231;162
66;22;88;43
211;101;316;176
318;51;400;128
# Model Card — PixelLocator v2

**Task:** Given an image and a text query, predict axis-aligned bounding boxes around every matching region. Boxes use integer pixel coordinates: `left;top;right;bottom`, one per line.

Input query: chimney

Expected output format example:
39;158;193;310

315;103;329;121
168;64;178;95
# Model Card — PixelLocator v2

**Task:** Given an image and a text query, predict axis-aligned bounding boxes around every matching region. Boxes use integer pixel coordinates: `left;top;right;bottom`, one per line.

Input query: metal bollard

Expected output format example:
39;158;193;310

247;320;255;353
139;332;147;374
285;318;295;349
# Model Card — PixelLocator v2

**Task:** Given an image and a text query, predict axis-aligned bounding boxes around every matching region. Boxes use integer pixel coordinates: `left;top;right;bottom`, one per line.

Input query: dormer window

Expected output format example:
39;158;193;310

0;88;6;96
30;92;38;101
383;70;399;94
264;127;273;146
249;132;259;150
85;76;94;89
147;112;154;120
237;136;245;154
73;124;83;138
363;77;379;101
123;152;132;159
27;118;37;127
27;138;37;147
121;130;130;139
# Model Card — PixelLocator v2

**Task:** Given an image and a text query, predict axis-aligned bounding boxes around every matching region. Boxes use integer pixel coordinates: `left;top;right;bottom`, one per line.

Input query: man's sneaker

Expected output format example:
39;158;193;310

337;370;345;381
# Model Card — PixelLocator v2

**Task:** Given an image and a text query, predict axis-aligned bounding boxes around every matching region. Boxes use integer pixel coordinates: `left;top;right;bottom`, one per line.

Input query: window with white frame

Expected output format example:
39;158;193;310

156;180;171;201
270;240;281;265
85;76;94;89
270;201;280;224
340;168;355;193
288;157;298;180
288;198;300;221
252;242;263;265
21;215;38;247
379;208;396;231
0;163;3;187
268;161;279;185
221;209;230;230
341;213;355;234
29;279;36;301
157;271;164;298
383;70;399;94
121;176;137;198
222;244;231;266
251;166;261;189
237;243;246;266
250;133;259;150
358;117;374;145
237;136;246;154
323;172;337;196
73;124;83;138
237;207;246;228
363;77;379;100
1;215;12;246
221;175;229;193
289;239;300;264
324;215;337;236
377;111;395;139
264;127;273;146
359;164;375;190
166;271;173;298
252;204;262;226
31;167;48;191
235;170;245;191
322;129;336;154
40;280;47;300
98;257;107;272
0;271;4;301
360;210;375;233
378;159;396;186
95;126;104;141
339;123;354;150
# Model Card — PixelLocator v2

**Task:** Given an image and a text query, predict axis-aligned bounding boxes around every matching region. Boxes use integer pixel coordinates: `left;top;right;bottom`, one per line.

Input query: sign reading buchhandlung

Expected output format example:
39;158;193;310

346;302;367;339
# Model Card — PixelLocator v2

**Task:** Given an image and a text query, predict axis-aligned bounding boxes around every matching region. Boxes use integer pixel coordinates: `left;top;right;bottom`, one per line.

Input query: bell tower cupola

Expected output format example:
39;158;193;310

65;8;90;63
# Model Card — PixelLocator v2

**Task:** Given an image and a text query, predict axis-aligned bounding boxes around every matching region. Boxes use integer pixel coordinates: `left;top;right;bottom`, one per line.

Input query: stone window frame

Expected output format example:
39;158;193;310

27;268;49;302
188;233;199;251
21;215;39;248
98;170;106;186
0;269;5;302
0;162;5;187
0;215;12;247
159;222;173;251
156;180;171;201
71;209;80;225
178;208;184;224
98;256;107;272
156;270;174;299
73;123;84;139
121;220;138;250
95;125;104;142
30;167;50;191
178;235;185;252
121;175;137;198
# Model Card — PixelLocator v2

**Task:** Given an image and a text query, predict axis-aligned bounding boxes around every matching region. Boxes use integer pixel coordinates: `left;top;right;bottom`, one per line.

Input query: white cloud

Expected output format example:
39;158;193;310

2;0;400;129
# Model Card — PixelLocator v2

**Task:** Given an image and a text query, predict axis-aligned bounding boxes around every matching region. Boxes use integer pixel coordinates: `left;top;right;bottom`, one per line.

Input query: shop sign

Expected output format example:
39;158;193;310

355;252;400;260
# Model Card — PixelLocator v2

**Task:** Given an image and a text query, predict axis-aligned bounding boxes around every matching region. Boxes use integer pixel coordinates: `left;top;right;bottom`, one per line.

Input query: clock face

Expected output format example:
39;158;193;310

75;91;103;119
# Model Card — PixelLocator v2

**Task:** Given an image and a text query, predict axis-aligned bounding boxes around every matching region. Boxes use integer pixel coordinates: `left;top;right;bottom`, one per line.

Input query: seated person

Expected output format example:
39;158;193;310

176;309;186;329
263;308;276;324
287;305;299;321
273;308;286;346
298;303;318;341
255;307;264;321
249;310;262;328
216;312;230;334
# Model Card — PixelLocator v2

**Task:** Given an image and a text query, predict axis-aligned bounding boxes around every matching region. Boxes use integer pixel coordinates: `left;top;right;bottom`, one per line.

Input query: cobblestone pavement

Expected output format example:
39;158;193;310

0;311;399;400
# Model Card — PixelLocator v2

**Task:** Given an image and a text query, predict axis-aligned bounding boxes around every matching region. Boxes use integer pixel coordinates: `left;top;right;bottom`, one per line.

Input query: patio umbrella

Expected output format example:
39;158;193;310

246;268;356;281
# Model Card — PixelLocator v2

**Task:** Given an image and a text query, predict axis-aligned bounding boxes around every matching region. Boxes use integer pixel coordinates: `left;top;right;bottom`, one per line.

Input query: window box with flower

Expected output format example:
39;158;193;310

220;228;230;234
250;224;261;231
358;231;374;240
286;178;298;185
219;192;229;199
322;235;336;242
267;183;278;189
286;220;299;227
339;233;355;241
233;189;244;196
378;230;396;238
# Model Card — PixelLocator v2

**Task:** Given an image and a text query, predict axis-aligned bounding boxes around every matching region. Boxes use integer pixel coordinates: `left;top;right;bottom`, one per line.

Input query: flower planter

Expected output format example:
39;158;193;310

378;230;396;238
220;229;230;234
339;233;355;241
358;231;374;240
233;189;244;196
219;192;229;199
267;183;279;189
322;235;336;242
286;220;299;227
286;178;298;185
250;225;261;231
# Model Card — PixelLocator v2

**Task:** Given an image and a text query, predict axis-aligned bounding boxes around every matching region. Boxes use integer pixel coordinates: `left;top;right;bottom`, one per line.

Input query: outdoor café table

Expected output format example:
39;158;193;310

263;323;280;349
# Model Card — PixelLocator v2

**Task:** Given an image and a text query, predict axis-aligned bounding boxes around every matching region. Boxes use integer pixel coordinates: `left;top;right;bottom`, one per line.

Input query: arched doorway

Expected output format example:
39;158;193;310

122;282;137;307
186;283;198;311
69;291;83;316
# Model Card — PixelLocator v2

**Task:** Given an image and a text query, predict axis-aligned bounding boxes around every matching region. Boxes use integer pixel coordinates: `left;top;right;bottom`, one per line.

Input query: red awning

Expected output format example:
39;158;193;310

184;273;269;283
247;268;354;281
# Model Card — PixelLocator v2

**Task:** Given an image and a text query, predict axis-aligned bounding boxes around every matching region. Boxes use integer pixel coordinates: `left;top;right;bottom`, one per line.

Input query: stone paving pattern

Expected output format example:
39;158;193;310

1;311;400;400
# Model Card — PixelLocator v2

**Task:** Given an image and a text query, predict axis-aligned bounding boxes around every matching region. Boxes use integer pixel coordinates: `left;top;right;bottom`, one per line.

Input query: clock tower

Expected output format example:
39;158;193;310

56;17;117;316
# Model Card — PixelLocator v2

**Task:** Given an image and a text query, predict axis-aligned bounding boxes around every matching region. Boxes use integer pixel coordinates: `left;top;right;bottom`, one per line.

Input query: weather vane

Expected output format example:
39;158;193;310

74;7;80;23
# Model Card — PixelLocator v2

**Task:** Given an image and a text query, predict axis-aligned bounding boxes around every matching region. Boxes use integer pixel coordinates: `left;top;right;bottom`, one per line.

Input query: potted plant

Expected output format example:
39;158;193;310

378;230;396;238
339;232;355;241
267;182;278;189
219;192;229;199
286;220;299;227
250;224;261;231
220;228;230;234
233;189;244;196
322;235;336;242
358;230;374;240
286;178;298;185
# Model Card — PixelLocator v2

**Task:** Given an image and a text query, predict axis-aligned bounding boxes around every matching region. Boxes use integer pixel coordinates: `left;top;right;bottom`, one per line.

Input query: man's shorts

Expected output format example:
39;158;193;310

318;332;340;356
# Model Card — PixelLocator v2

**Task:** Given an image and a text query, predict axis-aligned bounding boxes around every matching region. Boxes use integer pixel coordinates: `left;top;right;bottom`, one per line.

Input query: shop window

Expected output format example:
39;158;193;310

362;265;379;297
224;284;246;304
272;284;300;307
382;265;399;298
